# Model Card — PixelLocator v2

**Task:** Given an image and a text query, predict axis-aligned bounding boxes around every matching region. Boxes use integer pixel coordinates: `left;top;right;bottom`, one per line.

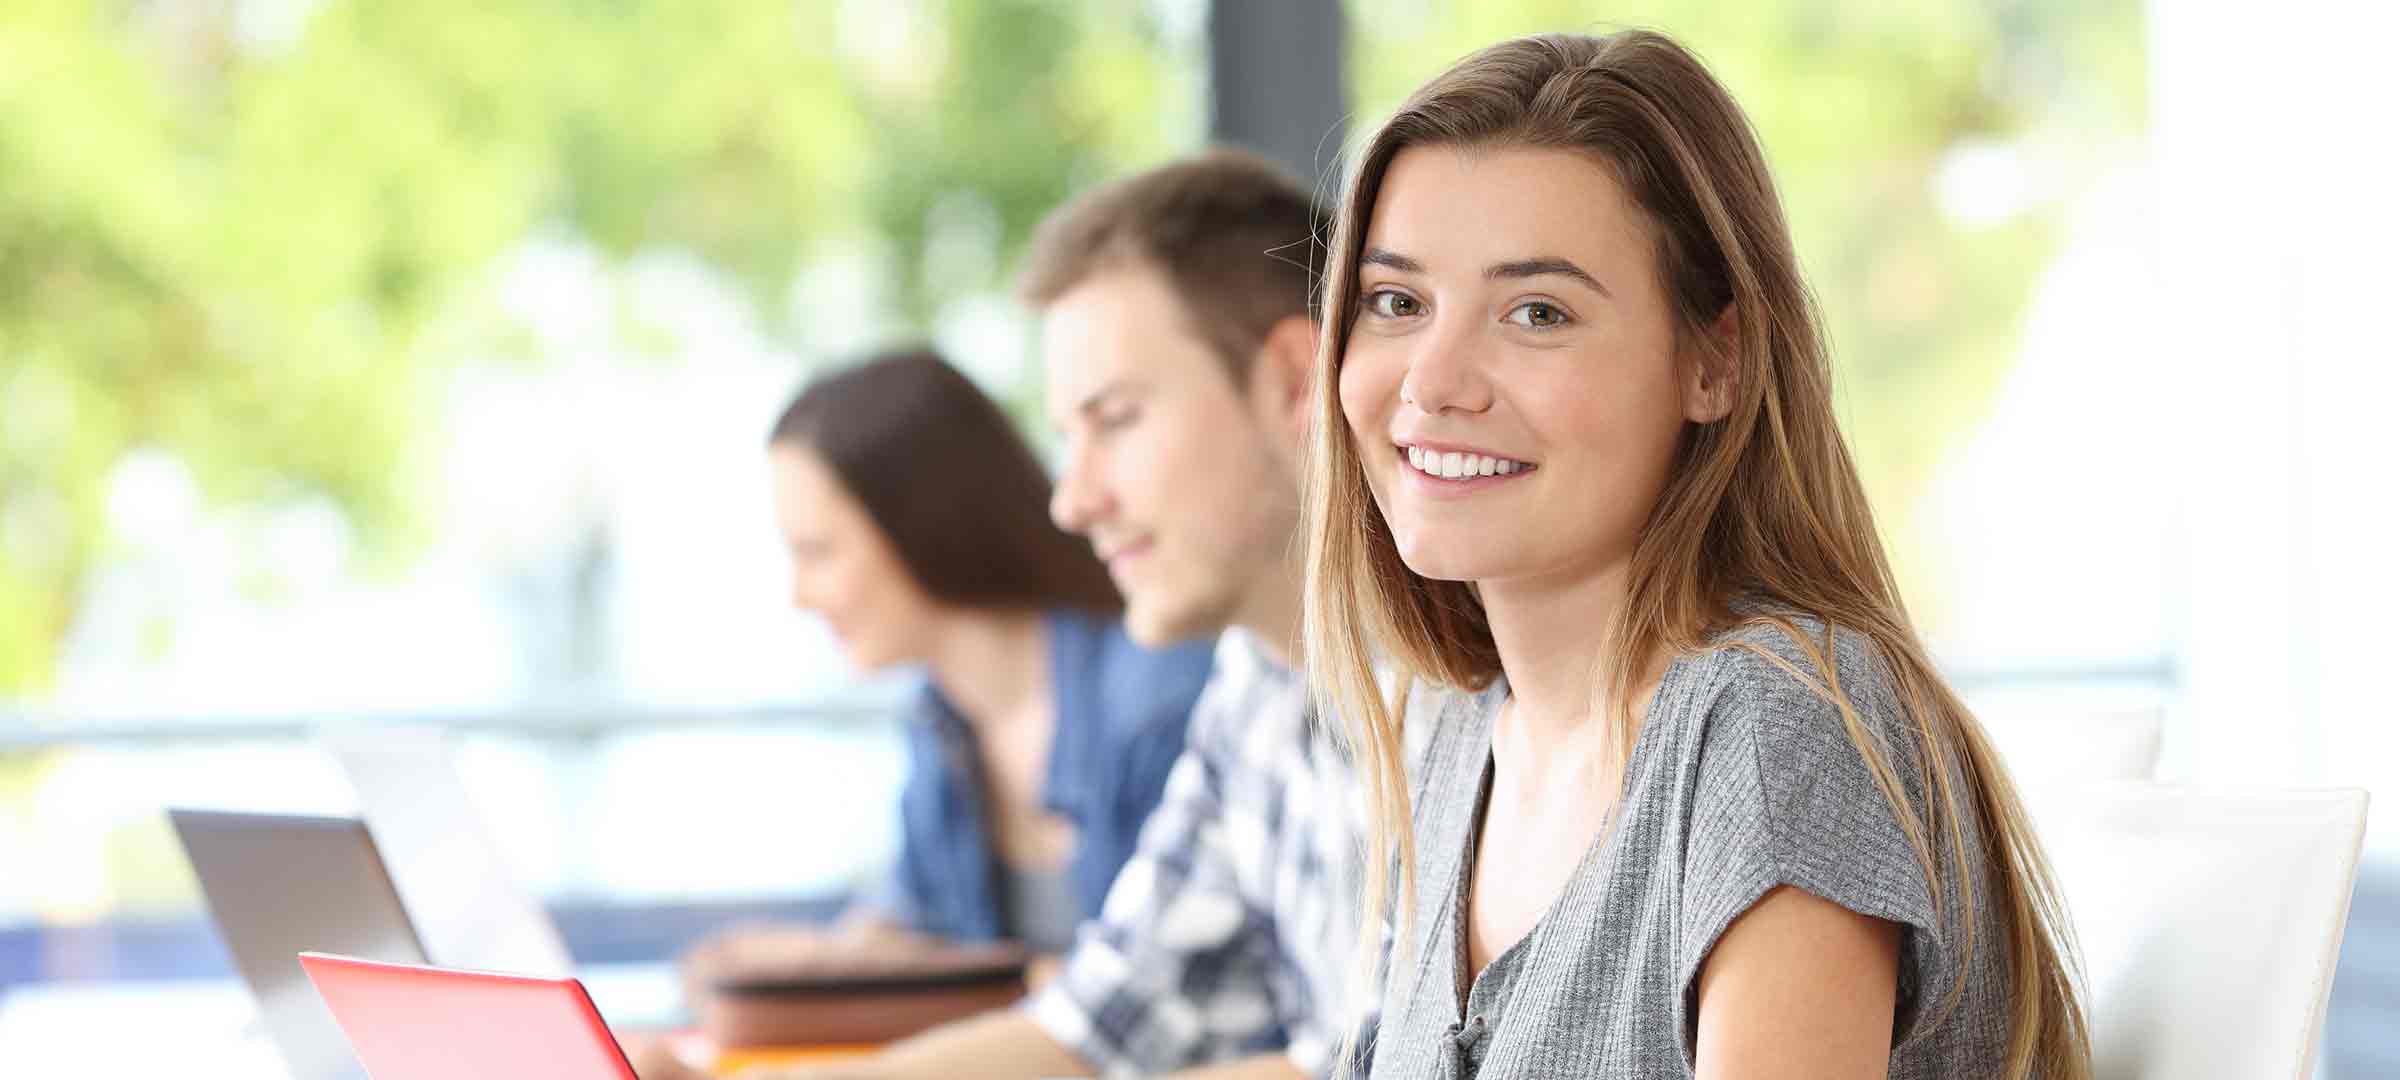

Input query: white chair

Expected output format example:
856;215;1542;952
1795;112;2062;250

2026;783;2370;1080
1976;699;2164;783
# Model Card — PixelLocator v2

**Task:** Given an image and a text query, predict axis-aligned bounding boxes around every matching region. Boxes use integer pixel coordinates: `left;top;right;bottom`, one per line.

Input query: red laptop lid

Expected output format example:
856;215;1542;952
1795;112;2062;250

299;952;636;1080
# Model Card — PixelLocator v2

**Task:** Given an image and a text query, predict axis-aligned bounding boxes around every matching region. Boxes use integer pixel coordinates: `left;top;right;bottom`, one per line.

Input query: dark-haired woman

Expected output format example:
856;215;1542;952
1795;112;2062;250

686;347;1211;989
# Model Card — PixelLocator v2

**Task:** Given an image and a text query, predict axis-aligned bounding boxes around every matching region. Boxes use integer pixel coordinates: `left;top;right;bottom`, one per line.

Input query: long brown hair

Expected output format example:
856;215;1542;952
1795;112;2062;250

1303;31;2089;1076
772;346;1120;615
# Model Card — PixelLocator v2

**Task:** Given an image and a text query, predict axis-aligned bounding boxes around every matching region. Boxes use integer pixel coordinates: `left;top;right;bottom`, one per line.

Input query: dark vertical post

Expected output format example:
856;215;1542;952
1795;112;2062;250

1207;0;1348;194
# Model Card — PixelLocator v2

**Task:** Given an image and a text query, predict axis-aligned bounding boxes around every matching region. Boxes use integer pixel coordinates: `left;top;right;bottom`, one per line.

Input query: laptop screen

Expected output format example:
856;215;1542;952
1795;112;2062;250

170;810;427;1080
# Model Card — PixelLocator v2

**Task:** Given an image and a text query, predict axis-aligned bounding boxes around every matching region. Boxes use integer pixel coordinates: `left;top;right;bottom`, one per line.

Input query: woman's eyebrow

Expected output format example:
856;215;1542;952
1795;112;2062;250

1488;256;1609;298
1360;247;1610;300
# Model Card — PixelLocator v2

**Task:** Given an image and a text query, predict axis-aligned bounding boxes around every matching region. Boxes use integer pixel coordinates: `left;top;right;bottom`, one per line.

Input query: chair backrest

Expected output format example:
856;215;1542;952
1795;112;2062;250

2026;783;2369;1080
1977;700;2164;783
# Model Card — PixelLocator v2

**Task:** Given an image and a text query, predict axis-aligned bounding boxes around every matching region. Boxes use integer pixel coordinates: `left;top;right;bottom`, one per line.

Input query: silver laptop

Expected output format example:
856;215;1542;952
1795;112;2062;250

169;809;426;1080
177;731;677;1078
318;727;576;979
321;729;686;1028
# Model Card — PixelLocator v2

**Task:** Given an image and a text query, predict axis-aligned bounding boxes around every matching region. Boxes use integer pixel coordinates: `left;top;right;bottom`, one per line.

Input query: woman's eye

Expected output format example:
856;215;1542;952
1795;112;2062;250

1504;300;1570;329
1364;290;1422;318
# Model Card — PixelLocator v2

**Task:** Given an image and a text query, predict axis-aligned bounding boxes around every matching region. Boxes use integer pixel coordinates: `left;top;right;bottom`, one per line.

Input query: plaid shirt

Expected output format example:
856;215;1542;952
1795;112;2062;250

1024;628;1370;1077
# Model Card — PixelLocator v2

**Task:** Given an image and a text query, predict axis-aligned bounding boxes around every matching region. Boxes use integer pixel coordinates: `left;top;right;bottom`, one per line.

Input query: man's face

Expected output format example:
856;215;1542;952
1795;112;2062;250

1044;266;1302;646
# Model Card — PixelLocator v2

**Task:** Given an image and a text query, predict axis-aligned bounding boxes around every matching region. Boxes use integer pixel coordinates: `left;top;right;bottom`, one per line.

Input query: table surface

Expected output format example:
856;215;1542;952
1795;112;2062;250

0;964;877;1077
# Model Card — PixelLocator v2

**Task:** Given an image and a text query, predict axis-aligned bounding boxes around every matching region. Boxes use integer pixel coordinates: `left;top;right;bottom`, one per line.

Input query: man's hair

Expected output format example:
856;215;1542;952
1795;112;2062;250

1018;148;1330;377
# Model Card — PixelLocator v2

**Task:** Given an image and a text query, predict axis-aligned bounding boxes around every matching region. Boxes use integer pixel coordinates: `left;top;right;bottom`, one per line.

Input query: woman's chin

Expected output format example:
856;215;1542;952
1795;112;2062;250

1394;542;1498;585
840;641;903;674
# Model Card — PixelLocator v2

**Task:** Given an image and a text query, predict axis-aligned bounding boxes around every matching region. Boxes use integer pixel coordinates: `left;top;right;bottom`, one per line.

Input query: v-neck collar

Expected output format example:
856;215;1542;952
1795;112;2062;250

1436;653;1694;1026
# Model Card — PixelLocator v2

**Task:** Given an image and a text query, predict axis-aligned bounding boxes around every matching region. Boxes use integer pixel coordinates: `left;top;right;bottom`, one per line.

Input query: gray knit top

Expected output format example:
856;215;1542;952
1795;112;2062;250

1364;618;2014;1078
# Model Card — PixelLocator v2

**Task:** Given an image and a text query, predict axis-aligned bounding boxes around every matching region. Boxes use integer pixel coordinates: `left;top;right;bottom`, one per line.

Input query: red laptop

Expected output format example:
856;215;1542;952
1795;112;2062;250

299;952;637;1079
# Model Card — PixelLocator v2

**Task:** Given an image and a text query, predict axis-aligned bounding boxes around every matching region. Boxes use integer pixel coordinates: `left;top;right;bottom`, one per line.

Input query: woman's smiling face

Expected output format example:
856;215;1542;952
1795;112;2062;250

1339;143;1717;589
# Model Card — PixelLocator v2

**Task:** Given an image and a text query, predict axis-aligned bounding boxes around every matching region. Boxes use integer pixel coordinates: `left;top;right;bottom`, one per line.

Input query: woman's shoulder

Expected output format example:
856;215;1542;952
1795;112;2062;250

1645;611;1930;823
1050;606;1212;670
1048;608;1214;720
1672;611;1906;739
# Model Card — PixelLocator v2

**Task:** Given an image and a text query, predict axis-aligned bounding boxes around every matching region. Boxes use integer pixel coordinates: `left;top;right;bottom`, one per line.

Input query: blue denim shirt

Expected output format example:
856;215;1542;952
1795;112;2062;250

869;609;1214;944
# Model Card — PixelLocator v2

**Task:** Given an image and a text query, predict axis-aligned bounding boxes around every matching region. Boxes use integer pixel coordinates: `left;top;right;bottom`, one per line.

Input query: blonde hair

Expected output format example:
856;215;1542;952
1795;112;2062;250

1304;31;2089;1077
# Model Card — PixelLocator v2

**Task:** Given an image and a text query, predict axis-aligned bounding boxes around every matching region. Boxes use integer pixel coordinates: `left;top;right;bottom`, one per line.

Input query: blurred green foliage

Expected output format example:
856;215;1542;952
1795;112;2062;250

0;1;2141;695
0;0;1190;694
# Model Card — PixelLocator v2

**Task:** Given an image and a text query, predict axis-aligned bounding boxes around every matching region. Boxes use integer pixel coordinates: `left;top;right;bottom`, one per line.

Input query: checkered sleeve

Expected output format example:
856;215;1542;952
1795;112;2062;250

1023;712;1287;1076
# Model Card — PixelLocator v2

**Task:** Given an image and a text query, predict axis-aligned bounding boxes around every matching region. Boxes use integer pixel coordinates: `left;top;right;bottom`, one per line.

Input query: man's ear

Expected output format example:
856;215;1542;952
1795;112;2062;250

1250;313;1321;440
1683;305;1738;424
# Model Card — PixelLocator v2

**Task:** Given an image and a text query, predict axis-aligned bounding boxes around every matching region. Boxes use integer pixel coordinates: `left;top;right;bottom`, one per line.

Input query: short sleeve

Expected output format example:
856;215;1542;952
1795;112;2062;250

1676;627;1955;1060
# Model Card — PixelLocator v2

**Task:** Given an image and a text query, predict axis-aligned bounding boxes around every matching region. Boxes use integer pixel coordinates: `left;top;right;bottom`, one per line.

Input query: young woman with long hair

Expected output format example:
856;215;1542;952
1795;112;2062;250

1305;30;2089;1078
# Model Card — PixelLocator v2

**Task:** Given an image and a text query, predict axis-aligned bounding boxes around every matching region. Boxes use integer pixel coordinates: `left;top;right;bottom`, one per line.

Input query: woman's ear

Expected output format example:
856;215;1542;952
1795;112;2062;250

1682;305;1738;424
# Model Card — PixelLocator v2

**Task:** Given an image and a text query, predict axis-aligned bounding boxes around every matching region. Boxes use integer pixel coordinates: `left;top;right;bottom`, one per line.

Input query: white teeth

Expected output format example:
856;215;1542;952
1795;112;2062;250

1402;446;1528;480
